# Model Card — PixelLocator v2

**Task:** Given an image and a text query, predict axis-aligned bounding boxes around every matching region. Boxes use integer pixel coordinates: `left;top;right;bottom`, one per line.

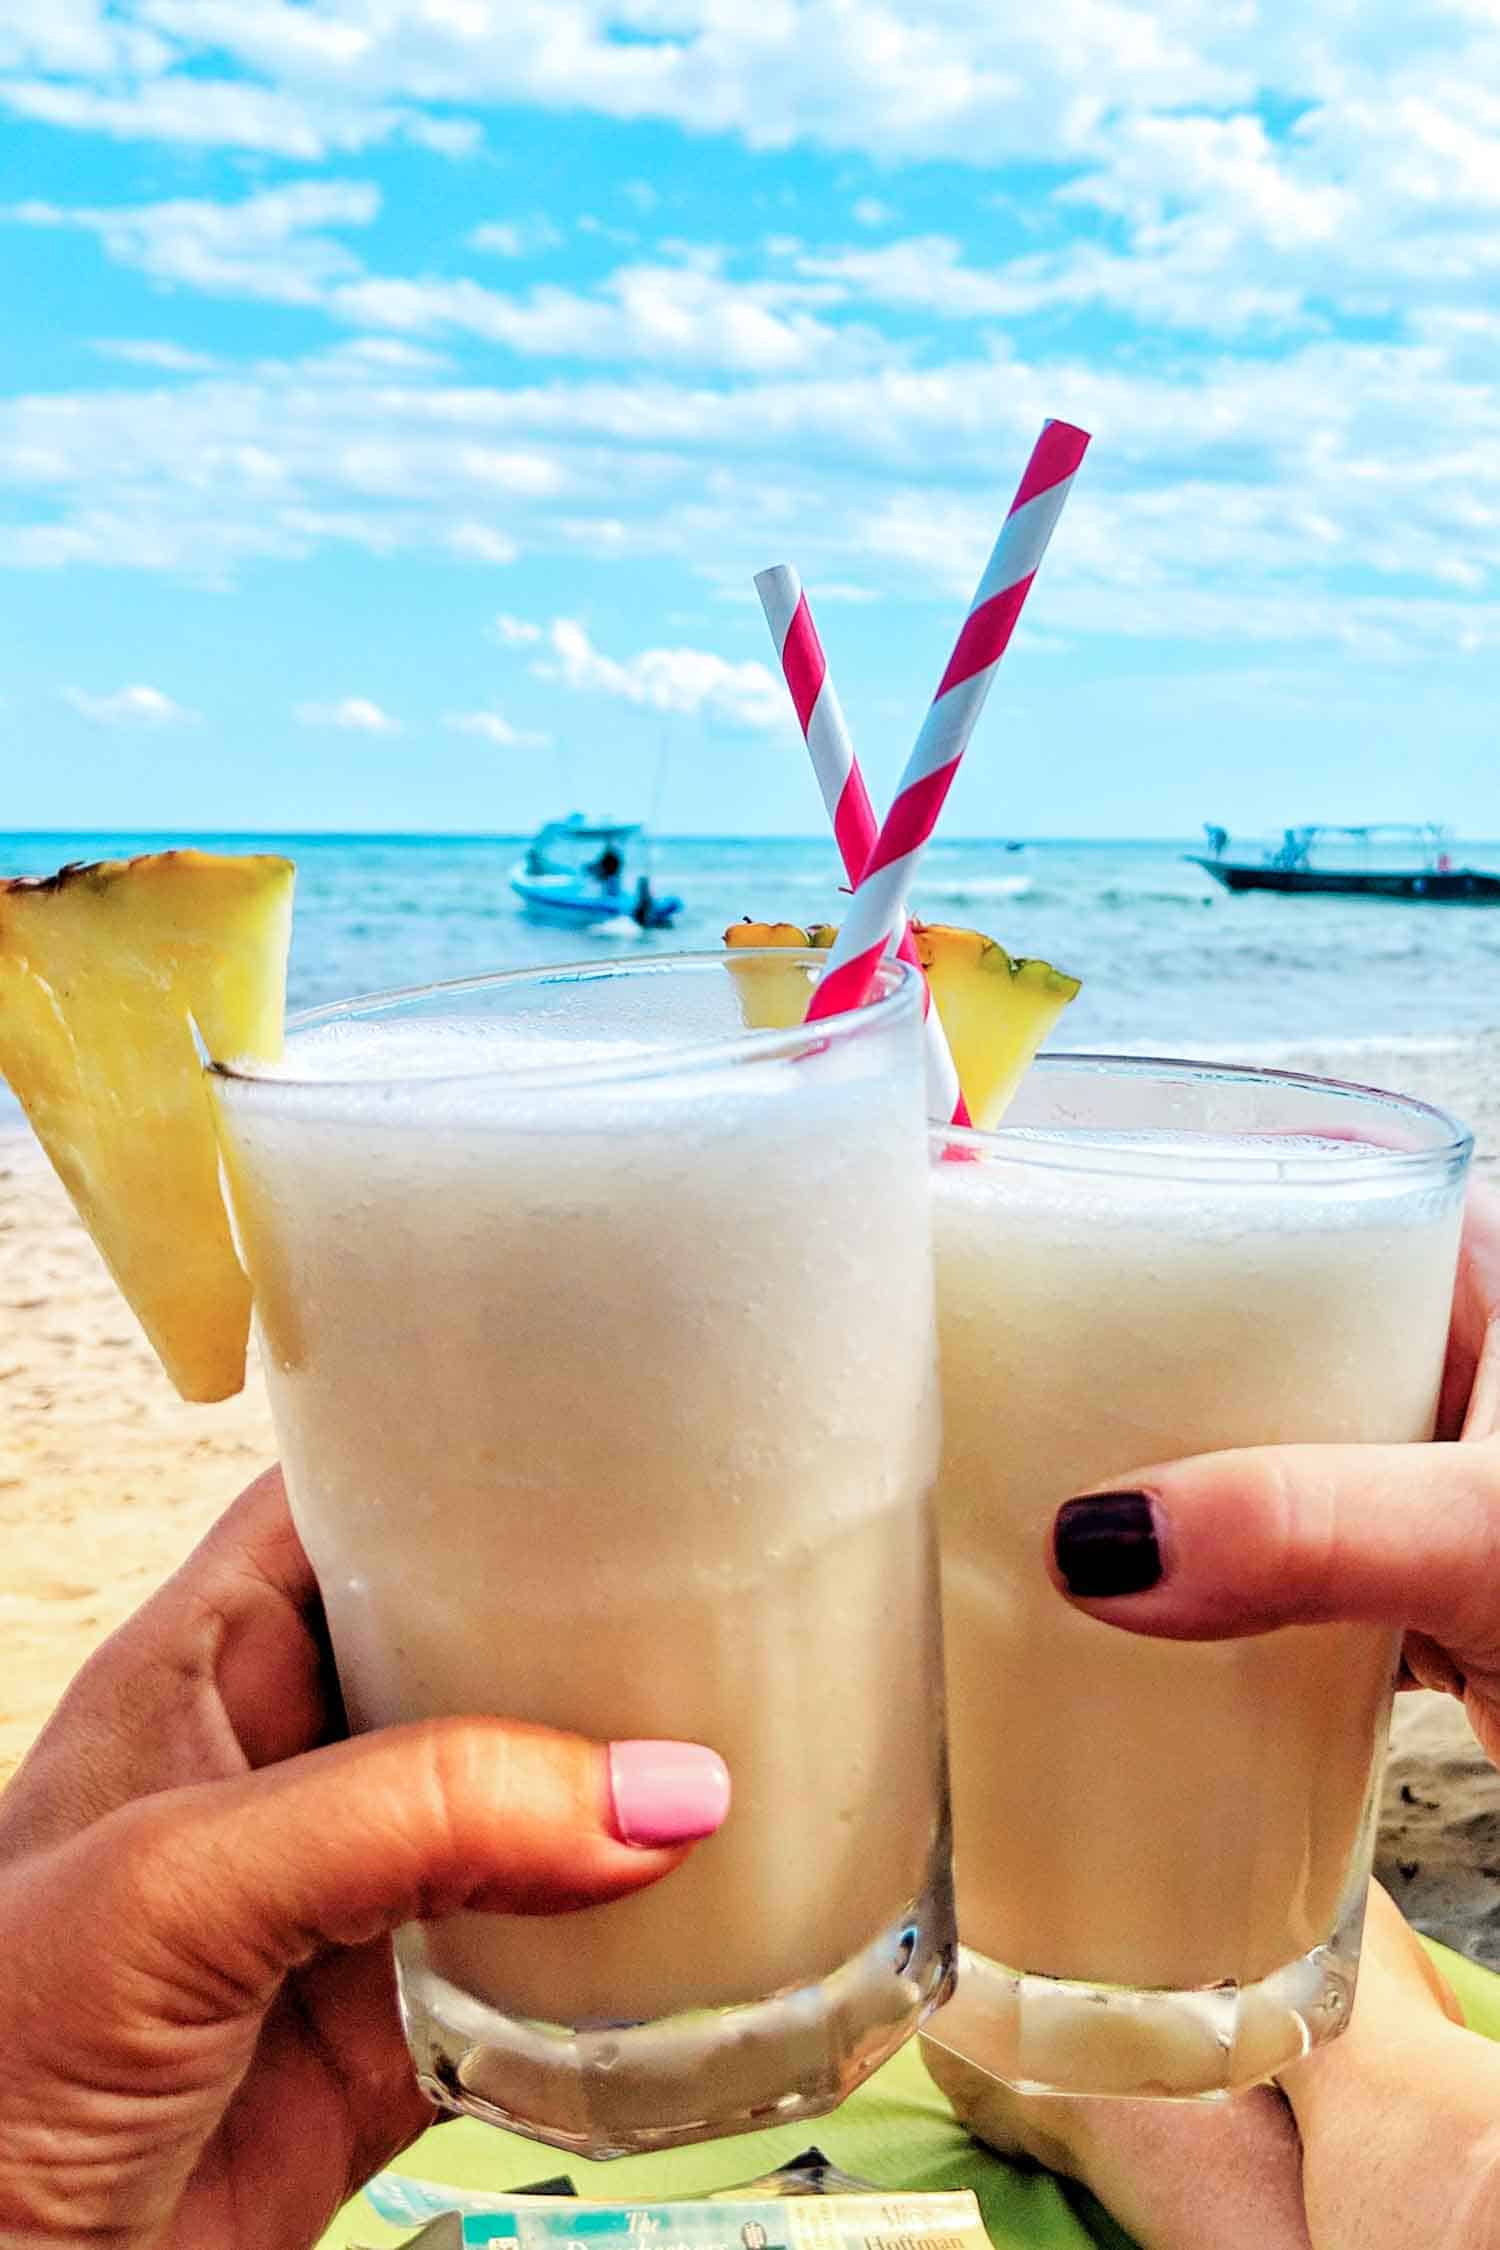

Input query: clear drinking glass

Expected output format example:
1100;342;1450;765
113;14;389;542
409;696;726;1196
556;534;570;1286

920;1055;1470;2101
209;953;955;2157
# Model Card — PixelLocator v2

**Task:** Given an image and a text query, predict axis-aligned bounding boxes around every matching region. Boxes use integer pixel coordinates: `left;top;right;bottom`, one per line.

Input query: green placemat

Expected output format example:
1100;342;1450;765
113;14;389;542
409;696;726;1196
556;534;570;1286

320;1939;1500;2250
320;2037;1128;2250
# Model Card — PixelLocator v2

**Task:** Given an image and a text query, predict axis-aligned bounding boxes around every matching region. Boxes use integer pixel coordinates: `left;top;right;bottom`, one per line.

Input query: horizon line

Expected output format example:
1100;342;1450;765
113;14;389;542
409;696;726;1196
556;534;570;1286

0;828;1283;847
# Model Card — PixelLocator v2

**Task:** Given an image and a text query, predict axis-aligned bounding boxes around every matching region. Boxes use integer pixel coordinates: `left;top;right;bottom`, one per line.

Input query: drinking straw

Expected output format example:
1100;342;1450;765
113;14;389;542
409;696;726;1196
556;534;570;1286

754;562;970;1127
804;418;1090;1027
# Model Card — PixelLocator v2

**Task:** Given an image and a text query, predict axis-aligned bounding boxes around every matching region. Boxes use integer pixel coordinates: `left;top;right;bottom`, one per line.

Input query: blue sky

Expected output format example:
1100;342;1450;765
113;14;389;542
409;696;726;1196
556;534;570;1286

1;3;1497;839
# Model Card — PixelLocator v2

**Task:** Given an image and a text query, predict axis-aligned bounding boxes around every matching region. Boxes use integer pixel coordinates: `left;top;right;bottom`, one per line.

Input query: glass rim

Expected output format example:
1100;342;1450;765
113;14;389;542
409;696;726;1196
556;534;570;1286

932;1050;1473;1188
208;949;921;1097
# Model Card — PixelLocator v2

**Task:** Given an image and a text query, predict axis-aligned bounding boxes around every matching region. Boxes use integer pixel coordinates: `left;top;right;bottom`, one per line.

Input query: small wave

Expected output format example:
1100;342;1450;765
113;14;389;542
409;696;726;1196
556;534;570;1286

1098;886;1213;910
921;876;1033;903
1184;1029;1500;1067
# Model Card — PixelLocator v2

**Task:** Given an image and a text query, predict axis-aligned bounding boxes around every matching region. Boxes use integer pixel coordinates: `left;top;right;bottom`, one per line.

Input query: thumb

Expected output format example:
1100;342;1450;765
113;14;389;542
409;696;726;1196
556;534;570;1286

1048;1439;1500;1663
38;1718;730;2018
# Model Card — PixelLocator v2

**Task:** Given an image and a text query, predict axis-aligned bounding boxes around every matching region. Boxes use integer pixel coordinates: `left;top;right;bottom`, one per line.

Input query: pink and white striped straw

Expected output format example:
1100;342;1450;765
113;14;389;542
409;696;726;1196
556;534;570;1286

754;562;970;1127
805;418;1090;1028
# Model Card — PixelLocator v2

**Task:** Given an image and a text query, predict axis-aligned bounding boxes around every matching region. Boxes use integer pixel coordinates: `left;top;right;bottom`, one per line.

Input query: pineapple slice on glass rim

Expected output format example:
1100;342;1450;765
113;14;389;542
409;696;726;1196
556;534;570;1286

724;917;1080;1130
0;850;295;1402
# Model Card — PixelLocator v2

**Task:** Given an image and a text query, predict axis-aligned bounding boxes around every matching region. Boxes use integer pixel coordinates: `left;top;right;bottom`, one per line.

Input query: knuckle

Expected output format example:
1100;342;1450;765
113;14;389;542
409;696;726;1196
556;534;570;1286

1440;1439;1500;1653
1230;1448;1343;1625
97;1795;182;1916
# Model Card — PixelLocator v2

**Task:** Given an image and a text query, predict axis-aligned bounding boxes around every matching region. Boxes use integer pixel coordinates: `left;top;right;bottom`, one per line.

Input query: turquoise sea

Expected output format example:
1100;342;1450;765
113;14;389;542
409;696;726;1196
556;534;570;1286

5;830;1500;1066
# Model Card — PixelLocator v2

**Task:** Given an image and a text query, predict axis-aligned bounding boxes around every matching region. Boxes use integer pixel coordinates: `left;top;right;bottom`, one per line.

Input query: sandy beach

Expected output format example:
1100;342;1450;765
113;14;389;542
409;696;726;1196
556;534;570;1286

3;1033;1499;1965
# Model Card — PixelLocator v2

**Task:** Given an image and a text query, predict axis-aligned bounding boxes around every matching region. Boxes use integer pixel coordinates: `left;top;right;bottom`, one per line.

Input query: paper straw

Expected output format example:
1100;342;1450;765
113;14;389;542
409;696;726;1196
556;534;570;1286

754;563;969;1126
805;418;1090;1028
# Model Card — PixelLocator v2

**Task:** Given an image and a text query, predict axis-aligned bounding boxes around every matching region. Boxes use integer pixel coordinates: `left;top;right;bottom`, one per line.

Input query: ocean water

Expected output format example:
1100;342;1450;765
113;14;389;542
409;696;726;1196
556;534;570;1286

5;830;1500;1071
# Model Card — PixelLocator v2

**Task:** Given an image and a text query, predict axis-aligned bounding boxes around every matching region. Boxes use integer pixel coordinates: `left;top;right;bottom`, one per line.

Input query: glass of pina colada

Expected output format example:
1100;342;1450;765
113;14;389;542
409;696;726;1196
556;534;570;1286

920;1054;1470;2103
206;952;956;2156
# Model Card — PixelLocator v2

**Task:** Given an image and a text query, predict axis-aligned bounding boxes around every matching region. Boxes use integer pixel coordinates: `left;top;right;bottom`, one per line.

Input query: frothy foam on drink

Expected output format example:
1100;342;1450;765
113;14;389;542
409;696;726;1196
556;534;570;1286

223;1005;902;1142
939;1128;1456;1236
248;1016;670;1082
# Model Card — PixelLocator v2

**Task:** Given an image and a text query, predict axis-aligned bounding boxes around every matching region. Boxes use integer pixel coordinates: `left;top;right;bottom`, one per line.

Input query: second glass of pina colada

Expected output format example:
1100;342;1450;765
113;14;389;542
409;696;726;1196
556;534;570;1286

919;1054;1471;2103
207;952;955;2157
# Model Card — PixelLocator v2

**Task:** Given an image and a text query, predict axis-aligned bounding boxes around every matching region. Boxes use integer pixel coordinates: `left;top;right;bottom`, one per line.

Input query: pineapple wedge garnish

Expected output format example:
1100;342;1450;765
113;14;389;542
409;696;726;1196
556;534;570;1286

0;851;294;1402
723;919;835;1027
723;916;1079;1129
913;923;1080;1129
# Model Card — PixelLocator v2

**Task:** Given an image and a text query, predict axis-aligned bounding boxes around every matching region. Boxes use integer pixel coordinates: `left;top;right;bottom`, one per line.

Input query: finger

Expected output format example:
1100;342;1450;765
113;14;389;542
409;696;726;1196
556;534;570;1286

0;1469;327;1858
1400;1630;1470;1699
49;1720;731;2017
1048;1439;1500;1668
1440;1180;1500;1440
192;1466;340;1765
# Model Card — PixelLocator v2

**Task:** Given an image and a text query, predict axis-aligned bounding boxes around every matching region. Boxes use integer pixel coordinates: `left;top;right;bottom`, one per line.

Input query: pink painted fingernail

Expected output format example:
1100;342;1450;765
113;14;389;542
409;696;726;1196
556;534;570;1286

607;1740;731;1848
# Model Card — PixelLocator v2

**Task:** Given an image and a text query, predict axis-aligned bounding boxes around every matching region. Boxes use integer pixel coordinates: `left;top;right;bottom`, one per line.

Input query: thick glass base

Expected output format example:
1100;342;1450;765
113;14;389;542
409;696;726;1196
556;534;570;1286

397;1869;957;2158
922;1888;1366;2102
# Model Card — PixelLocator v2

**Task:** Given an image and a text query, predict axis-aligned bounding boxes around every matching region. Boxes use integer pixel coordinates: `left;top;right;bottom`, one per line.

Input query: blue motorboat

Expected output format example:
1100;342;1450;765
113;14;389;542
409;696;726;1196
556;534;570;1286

509;817;682;930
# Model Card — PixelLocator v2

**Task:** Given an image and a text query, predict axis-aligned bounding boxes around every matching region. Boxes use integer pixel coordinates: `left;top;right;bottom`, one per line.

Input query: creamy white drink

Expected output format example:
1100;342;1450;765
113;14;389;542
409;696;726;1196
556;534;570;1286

212;957;954;2154
923;1058;1469;2098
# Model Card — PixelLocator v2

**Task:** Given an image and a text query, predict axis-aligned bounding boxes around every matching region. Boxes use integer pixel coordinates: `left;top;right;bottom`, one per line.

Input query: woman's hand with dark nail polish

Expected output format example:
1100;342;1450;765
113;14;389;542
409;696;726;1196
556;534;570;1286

1052;1491;1162;1598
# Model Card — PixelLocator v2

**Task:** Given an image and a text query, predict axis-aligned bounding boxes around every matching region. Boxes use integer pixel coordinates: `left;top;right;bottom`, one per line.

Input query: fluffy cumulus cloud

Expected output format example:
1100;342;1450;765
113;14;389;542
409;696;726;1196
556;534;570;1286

62;681;196;724
469;216;564;259
494;613;543;644
6;330;1499;656
294;695;401;732
3;0;1500;687
0;2;1252;165
539;618;791;730
326;259;863;374
11;180;379;303
444;707;549;747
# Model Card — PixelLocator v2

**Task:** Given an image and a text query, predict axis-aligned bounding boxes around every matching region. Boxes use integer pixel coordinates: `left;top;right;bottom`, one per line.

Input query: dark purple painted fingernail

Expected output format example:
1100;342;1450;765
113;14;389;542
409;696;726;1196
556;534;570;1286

1053;1491;1162;1598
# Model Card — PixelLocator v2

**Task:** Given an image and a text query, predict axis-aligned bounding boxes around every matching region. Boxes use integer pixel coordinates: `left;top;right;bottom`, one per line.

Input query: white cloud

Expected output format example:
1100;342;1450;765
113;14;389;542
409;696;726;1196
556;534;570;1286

0;74;416;159
24;179;879;374
539;618;790;731
328;259;869;374
795;225;1311;340
294;695;401;733
0;0;168;76
402;112;483;157
3;0;1500;724
469;216;564;258
803;579;879;604
93;338;218;372
4;0;1498;235
494;613;543;643
444;708;549;747
15;2;1246;166
448;524;520;563
4;324;1500;640
12;181;379;305
319;335;453;373
62;681;196;725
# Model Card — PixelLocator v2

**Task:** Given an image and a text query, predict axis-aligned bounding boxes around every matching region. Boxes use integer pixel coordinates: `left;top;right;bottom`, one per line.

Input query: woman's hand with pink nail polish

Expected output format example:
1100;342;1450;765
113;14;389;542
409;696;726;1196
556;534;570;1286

609;1739;731;1848
0;1471;729;2250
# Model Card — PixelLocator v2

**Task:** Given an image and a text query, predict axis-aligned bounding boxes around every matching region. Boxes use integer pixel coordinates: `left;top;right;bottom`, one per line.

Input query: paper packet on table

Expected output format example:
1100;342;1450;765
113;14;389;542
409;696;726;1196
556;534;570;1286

356;2150;991;2250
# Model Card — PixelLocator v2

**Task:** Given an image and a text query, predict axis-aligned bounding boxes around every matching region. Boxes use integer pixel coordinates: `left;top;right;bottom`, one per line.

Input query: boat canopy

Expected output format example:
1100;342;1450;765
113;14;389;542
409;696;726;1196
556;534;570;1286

1271;822;1449;869
1281;822;1449;845
532;816;642;848
521;817;644;880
